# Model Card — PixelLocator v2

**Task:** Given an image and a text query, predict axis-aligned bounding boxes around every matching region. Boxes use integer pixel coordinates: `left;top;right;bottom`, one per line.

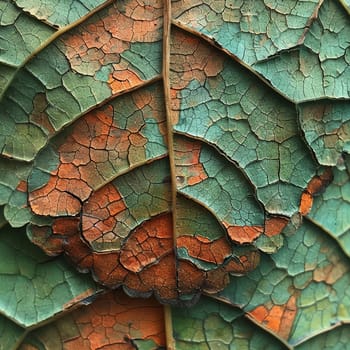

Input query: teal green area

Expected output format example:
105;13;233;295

296;325;350;350
19;312;80;350
0;1;54;66
0;69;48;160
175;137;265;227
220;220;350;344
113;158;171;229
121;41;162;81
254;0;350;102
298;100;350;166
174;58;317;216
0;315;24;350
0;158;32;227
171;296;286;349
172;0;319;65
0;207;6;228
308;167;350;257
176;195;226;241
0;64;16;96
28;144;59;193
14;0;107;28
0;225;99;328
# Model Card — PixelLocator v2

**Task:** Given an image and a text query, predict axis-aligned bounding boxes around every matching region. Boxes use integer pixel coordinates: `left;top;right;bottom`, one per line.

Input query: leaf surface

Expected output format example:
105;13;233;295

0;0;350;348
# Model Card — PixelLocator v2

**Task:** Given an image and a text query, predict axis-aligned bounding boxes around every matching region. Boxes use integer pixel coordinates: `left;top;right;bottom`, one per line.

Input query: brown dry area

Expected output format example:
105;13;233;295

63;291;165;349
174;137;208;186
62;0;163;94
170;28;224;125
248;295;297;340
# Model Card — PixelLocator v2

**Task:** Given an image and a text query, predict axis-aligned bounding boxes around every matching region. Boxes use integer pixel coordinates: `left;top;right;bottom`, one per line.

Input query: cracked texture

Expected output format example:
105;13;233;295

0;0;350;348
19;291;165;350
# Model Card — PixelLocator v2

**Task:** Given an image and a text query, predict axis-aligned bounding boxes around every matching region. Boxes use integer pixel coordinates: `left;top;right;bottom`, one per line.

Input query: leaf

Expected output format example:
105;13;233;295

1;0;350;348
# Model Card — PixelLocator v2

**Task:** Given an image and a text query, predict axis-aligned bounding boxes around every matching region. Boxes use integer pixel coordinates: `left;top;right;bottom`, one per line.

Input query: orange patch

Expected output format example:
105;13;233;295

29;177;82;216
299;169;333;216
174;137;208;187
299;191;313;216
120;214;173;272
248;295;297;340
225;224;264;244
176;235;231;265
108;68;143;94
63;291;165;349
16;180;27;192
307;168;333;195
264;216;289;237
63;2;162;93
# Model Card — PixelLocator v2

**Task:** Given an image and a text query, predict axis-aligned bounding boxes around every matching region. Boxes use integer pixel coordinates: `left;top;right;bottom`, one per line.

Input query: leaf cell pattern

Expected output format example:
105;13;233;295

1;0;350;348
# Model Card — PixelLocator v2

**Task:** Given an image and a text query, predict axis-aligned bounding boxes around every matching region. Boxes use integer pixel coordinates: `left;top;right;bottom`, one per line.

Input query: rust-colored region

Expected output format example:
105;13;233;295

62;291;165;349
29;177;83;216
224;250;260;274
62;1;162;93
64;235;94;271
82;183;126;244
176;235;231;265
170;28;224;126
264;216;289;237
306;168;333;196
203;268;230;294
108;67;143;94
177;260;205;294
92;251;127;286
299;191;313;216
125;253;178;301
299;169;333;216
175;137;208;186
52;217;80;236
120;214;173;272
16;180;28;192
225;224;264;244
248;295;297;340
